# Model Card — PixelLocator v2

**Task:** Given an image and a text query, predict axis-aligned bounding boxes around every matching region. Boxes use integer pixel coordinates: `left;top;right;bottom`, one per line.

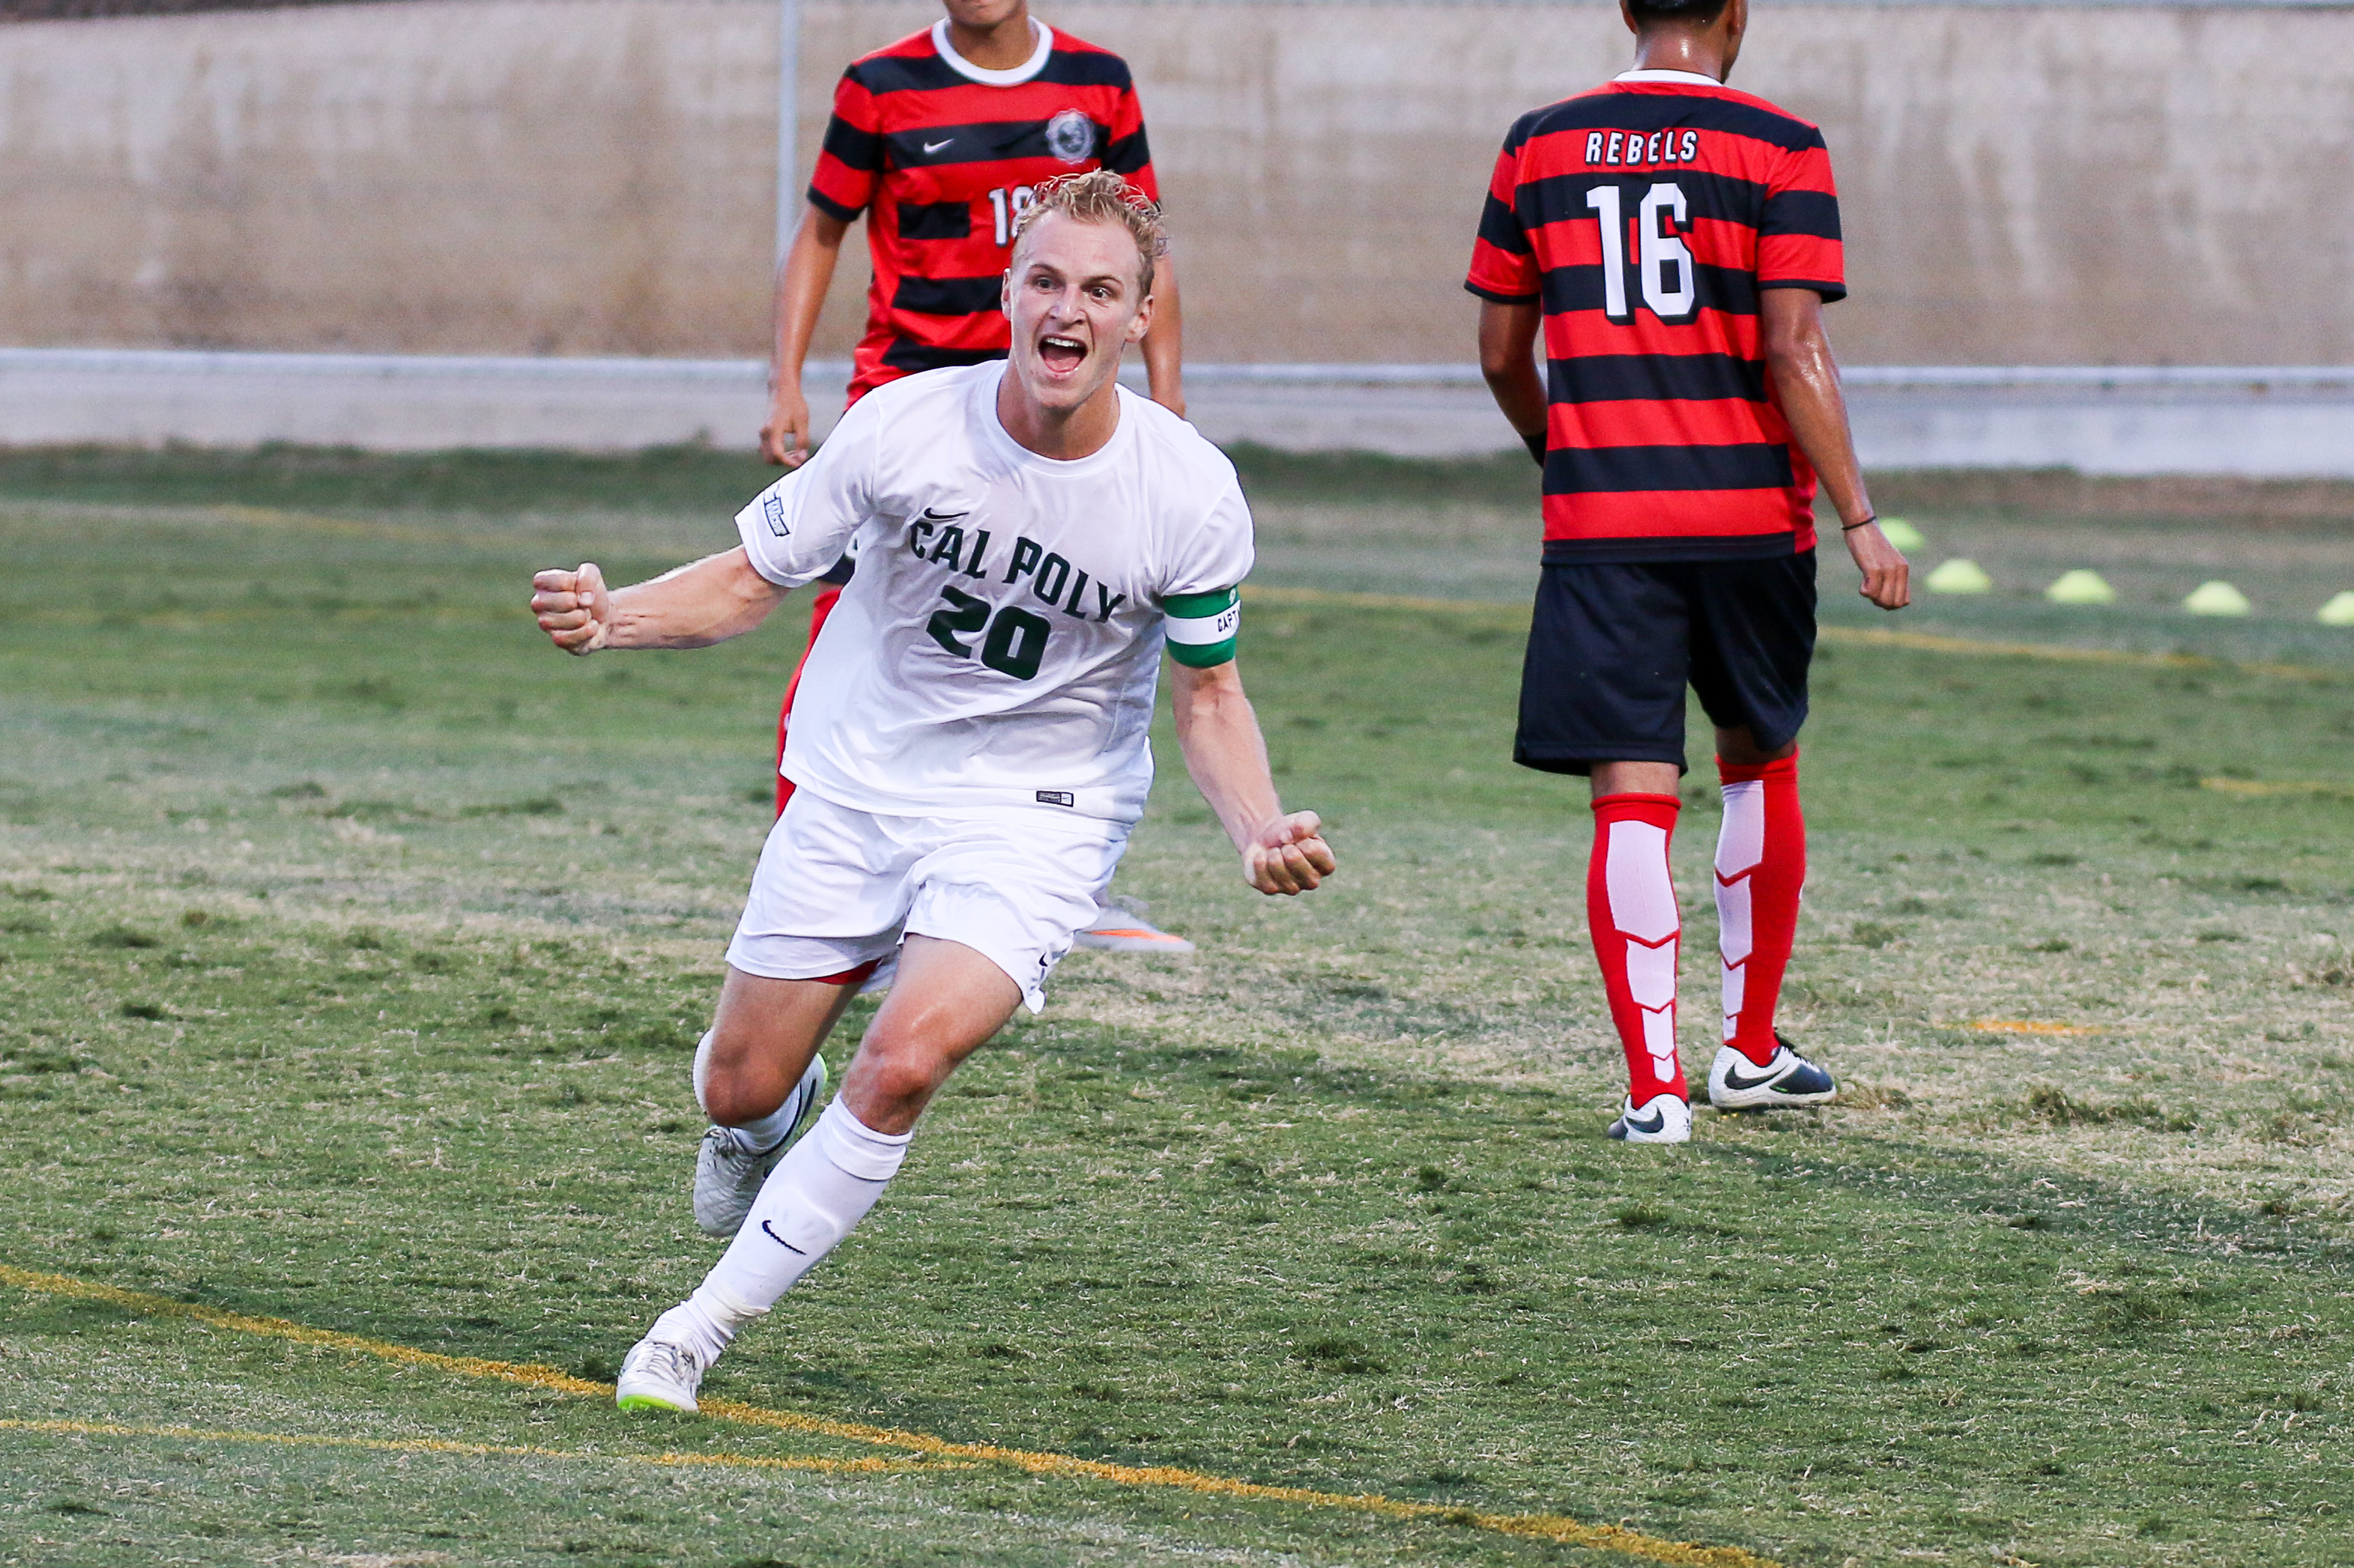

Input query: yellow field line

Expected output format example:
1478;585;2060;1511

0;1417;936;1475
2200;776;2354;799
1239;584;2346;682
1964;1019;2106;1037
0;1263;1776;1568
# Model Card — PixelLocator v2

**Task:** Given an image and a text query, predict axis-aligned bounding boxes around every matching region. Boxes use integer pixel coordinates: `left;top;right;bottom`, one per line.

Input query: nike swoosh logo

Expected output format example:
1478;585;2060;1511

1718;1062;1784;1093
760;1221;808;1254
1622;1106;1666;1133
919;507;970;522
922;138;954;154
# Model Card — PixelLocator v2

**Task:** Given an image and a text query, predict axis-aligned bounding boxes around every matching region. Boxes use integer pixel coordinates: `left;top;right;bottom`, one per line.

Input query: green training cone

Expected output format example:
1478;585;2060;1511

1925;558;1993;595
2045;569;2116;605
1878;517;1925;551
2183;581;2251;617
2319;591;2354;627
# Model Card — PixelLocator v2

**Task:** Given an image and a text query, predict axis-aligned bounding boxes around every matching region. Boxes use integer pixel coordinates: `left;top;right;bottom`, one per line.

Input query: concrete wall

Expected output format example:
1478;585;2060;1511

0;1;779;356
4;0;2351;364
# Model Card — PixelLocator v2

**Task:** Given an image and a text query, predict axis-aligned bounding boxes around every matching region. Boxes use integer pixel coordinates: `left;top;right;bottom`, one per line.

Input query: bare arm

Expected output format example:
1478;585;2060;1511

1169;658;1333;896
1760;287;1908;611
763;205;855;468
1139;251;1185;418
530;549;790;655
1476;297;1548;462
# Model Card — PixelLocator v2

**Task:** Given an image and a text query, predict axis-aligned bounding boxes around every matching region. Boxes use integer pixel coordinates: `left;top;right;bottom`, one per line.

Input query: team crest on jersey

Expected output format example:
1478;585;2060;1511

761;493;788;538
1045;109;1096;165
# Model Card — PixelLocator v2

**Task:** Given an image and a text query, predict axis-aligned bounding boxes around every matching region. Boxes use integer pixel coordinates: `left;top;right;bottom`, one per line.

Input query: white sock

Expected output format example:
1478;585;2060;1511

672;1099;911;1353
693;1031;803;1154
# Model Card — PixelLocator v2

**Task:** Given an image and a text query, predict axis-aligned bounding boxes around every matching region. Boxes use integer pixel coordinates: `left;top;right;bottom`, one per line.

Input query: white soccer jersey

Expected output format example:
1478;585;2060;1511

735;363;1255;825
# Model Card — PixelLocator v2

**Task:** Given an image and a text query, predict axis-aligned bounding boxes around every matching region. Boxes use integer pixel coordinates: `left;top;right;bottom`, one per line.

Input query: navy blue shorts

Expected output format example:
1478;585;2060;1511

1514;550;1816;777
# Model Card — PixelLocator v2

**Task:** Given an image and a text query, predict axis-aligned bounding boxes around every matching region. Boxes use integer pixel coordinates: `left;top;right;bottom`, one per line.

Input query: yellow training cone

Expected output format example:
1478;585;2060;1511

1878;517;1925;551
2319;591;2354;627
1925;558;1993;594
2183;581;2251;617
2045;569;2116;605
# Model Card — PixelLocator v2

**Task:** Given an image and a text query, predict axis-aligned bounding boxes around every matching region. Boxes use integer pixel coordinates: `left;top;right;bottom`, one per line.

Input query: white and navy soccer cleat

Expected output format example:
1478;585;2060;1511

1072;896;1196;954
1606;1092;1693;1144
1706;1036;1838;1110
614;1335;708;1414
692;1052;827;1239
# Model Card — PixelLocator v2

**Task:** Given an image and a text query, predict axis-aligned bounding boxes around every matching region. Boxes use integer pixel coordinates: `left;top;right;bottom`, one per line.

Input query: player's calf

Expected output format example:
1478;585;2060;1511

1588;790;1690;1135
693;1046;827;1238
1713;751;1806;1069
623;1094;915;1412
687;966;871;1236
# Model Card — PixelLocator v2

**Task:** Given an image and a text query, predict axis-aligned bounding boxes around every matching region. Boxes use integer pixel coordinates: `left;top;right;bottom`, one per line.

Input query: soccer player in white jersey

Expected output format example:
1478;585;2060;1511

529;173;1334;1413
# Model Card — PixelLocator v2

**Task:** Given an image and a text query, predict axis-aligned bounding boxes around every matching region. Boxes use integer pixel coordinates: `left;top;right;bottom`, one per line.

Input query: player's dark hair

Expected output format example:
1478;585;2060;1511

1626;0;1730;28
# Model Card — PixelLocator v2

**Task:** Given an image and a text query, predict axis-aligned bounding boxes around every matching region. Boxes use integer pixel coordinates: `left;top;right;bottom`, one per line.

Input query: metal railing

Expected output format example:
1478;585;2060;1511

8;348;2349;392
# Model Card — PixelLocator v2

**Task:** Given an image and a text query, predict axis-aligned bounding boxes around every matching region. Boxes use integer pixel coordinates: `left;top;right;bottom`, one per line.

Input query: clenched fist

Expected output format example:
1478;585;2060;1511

531;563;611;654
1245;811;1335;896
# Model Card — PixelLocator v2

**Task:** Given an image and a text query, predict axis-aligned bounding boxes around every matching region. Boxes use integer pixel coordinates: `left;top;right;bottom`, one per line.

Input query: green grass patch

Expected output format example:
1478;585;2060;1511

2;453;2351;1566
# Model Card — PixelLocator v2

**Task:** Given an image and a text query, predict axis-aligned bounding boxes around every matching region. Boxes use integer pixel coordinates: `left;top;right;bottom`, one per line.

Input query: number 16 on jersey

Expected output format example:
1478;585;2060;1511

1585;182;1697;324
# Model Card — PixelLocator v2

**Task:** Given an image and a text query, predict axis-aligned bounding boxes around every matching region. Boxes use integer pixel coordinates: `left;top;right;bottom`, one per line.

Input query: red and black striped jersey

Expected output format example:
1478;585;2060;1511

809;20;1157;402
1465;72;1845;563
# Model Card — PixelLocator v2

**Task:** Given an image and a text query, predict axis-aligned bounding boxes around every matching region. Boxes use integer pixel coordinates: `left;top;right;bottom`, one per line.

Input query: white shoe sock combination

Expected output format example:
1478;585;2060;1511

653;1097;912;1363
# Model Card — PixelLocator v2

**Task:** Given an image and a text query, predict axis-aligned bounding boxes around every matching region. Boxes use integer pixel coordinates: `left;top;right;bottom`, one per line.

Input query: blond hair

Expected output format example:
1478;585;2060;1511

1011;170;1167;296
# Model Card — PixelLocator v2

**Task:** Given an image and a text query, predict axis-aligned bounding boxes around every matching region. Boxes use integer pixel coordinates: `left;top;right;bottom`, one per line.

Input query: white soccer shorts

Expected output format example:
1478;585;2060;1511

723;789;1132;1013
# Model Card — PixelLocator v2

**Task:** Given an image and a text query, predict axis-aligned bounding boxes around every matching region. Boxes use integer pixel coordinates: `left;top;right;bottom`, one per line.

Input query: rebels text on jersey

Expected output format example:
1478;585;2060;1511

1465;72;1844;563
809;20;1158;400
733;365;1252;826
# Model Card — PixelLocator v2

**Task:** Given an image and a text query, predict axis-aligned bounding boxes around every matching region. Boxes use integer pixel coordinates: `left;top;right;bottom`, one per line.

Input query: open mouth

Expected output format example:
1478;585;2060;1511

1038;334;1088;375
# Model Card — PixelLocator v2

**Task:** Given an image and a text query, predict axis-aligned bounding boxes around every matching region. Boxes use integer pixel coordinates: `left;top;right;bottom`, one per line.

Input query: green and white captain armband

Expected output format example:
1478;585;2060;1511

1163;587;1241;669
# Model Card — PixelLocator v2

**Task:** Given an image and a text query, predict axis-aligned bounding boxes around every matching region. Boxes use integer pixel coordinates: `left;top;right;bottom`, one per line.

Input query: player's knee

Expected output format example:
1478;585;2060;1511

699;1074;775;1129
866;1057;944;1118
1715;726;1796;766
694;1029;784;1126
843;1040;948;1127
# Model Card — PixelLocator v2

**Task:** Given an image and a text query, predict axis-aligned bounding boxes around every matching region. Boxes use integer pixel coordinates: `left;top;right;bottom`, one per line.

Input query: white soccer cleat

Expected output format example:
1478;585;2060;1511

1072;896;1196;954
1706;1038;1838;1110
1606;1092;1692;1144
693;1053;827;1238
614;1336;708;1414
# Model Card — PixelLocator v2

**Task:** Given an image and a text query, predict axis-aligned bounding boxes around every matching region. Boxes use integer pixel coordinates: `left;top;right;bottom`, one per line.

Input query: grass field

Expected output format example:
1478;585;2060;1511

4;447;2352;1567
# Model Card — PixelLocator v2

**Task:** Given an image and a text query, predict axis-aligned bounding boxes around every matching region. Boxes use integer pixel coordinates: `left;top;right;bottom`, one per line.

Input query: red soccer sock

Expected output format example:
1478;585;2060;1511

774;584;845;816
1588;793;1685;1104
1714;752;1805;1067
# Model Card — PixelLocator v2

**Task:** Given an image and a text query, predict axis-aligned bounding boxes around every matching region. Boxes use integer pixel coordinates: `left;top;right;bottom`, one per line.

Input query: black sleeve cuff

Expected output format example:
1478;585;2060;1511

1464;281;1543;306
805;188;864;224
1758;279;1847;304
